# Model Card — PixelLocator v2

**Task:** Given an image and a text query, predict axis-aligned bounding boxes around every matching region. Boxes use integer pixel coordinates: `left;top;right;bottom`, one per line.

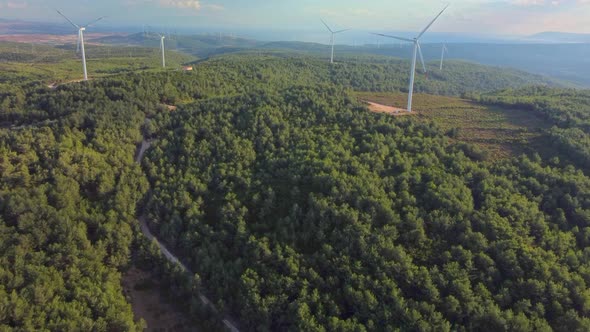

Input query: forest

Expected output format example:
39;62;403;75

143;87;590;330
0;79;150;329
1;52;590;331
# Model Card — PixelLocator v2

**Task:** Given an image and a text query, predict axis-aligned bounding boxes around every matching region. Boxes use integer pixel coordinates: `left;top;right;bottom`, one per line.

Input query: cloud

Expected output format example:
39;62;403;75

159;0;201;10
511;0;545;6
0;1;28;9
204;3;224;11
508;0;590;6
125;0;222;12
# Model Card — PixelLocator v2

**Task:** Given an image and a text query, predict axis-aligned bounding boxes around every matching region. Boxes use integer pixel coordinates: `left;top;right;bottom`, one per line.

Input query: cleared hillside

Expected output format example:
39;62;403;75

356;91;551;160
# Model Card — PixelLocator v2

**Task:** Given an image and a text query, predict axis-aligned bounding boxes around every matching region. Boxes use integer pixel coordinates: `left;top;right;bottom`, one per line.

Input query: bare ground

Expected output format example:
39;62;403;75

361;100;412;116
164;104;178;111
122;267;195;332
47;79;88;89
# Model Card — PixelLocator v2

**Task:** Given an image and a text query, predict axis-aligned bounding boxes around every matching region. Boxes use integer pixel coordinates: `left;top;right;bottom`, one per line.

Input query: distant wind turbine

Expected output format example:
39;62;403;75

440;44;449;70
56;10;106;81
372;4;449;112
321;19;350;64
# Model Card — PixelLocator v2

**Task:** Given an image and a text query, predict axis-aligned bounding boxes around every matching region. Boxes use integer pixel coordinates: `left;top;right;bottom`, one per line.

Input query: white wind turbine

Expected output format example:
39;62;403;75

440;44;449;70
57;10;105;81
373;4;449;112
158;34;166;68
321;19;350;64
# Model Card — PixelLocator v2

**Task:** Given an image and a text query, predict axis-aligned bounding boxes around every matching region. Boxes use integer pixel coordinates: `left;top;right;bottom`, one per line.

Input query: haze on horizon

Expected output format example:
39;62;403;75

1;0;589;37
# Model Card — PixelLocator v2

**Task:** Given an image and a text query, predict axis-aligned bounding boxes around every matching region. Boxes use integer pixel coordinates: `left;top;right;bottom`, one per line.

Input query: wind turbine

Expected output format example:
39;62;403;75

440;44;449;70
158;34;166;68
372;4;449;112
321;19;350;64
57;10;105;81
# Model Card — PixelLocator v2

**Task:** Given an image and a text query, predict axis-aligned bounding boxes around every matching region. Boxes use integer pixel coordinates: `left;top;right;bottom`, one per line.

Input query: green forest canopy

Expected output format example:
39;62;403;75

1;53;590;331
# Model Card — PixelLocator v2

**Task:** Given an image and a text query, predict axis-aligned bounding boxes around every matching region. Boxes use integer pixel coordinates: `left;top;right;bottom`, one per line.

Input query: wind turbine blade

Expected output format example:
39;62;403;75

417;42;427;73
56;10;79;29
333;29;350;34
370;33;413;43
417;4;449;40
320;18;333;33
85;16;106;28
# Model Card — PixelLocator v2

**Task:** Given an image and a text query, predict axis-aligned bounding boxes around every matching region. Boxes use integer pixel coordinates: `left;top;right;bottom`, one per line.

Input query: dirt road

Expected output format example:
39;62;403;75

135;138;240;332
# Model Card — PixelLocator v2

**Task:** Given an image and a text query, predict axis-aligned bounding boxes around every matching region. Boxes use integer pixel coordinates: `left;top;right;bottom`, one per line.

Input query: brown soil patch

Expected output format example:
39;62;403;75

48;79;88;89
122;267;195;332
362;100;412;116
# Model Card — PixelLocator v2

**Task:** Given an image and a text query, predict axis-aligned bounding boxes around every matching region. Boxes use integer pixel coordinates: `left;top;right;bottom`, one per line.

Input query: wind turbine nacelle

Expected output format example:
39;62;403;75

80;27;86;31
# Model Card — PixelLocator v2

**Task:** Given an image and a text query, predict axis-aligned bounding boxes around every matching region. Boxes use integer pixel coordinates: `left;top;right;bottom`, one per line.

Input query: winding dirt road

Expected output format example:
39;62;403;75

135;138;240;332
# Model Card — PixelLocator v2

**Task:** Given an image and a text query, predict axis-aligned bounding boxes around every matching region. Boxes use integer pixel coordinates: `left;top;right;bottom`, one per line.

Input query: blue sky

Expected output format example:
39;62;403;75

1;0;590;35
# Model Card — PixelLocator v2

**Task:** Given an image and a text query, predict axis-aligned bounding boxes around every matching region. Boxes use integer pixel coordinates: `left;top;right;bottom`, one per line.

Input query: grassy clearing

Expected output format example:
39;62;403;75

355;91;551;160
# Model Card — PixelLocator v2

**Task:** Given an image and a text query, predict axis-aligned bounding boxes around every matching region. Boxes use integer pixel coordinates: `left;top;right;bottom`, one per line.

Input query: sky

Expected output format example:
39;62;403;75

1;0;590;36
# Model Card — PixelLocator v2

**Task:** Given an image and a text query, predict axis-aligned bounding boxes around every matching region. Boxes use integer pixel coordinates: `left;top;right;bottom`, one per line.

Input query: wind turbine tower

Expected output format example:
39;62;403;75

159;34;166;68
372;4;449;112
440;44;449;70
57;10;105;81
321;19;350;64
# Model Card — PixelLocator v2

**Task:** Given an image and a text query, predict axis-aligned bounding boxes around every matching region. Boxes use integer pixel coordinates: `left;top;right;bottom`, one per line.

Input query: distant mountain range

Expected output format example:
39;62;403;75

527;32;590;43
0;18;129;35
0;19;71;35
